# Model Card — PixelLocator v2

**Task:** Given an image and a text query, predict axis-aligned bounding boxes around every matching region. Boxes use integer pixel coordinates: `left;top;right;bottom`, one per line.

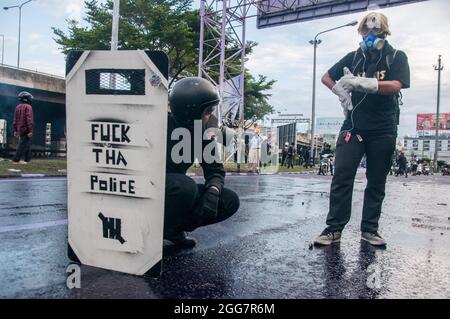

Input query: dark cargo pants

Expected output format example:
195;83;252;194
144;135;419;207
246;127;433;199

325;132;396;233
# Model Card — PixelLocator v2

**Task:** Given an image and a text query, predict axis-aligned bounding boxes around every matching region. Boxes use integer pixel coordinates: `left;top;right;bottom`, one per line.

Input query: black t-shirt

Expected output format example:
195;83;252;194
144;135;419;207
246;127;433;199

328;42;410;136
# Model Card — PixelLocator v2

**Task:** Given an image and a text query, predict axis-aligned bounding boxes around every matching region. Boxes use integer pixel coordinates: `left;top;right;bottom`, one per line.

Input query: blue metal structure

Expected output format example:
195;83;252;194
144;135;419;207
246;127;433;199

257;0;430;29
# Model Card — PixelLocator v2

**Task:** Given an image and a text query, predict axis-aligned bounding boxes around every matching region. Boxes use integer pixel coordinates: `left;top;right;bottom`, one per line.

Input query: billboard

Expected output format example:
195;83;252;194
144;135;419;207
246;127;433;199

416;113;450;131
316;117;344;135
256;0;429;29
278;123;297;149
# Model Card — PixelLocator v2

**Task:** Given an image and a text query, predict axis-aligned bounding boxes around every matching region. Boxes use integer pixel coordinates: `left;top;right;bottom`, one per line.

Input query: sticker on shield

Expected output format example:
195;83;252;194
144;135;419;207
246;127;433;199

89;207;145;253
149;74;162;87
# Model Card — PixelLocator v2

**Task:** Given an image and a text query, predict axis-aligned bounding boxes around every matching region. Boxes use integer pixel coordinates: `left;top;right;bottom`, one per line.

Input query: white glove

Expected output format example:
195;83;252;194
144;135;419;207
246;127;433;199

332;82;353;116
339;67;379;94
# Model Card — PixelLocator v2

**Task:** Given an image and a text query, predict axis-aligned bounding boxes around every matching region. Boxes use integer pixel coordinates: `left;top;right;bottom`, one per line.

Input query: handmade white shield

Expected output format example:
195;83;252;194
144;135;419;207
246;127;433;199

66;50;168;275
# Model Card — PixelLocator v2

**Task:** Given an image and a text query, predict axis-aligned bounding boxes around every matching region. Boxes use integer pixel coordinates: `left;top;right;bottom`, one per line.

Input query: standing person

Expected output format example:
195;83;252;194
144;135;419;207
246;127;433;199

262;136;272;168
396;152;408;177
164;77;240;248
12;92;34;164
287;142;295;169
411;155;418;175
303;147;311;168
248;128;262;173
314;12;410;247
329;155;334;176
281;142;289;166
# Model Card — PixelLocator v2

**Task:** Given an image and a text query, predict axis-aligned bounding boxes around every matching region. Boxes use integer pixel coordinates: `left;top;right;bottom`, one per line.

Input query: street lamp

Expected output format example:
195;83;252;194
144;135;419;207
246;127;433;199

309;20;358;166
3;0;33;68
433;54;444;172
0;34;4;65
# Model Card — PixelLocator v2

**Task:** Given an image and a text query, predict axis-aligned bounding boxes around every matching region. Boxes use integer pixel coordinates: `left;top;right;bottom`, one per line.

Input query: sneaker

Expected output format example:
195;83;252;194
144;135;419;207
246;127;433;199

361;231;386;246
164;231;197;249
19;161;27;165
314;229;341;246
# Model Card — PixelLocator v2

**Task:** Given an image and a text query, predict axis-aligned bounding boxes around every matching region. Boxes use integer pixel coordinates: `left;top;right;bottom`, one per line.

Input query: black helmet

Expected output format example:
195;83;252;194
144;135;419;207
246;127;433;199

169;77;219;125
18;91;33;103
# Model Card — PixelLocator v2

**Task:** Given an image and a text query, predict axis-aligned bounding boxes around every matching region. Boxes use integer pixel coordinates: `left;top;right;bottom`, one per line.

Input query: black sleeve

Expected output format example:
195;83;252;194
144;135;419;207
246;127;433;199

328;52;355;81
387;50;410;89
200;140;225;193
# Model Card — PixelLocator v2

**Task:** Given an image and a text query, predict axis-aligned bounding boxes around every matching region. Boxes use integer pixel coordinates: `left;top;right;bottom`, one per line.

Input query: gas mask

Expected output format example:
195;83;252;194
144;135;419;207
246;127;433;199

359;13;388;51
360;32;385;51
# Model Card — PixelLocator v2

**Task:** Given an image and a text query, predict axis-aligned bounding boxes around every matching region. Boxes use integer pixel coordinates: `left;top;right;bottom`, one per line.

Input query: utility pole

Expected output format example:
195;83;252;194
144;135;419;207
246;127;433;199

309;37;321;166
3;0;33;68
109;0;120;89
433;55;443;172
0;34;4;65
111;0;120;51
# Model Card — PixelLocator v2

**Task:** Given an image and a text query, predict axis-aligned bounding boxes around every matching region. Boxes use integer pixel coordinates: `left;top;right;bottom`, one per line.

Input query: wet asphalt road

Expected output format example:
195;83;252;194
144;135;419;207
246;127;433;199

0;172;449;299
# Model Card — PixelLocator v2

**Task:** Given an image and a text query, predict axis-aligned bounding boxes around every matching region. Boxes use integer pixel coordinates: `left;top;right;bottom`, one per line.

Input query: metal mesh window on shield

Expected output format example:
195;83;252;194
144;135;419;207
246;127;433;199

85;69;145;95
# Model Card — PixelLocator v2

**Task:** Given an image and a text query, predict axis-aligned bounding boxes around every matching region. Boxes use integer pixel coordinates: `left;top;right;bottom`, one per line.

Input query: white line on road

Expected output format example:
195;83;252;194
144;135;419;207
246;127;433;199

0;178;66;183
0;219;67;233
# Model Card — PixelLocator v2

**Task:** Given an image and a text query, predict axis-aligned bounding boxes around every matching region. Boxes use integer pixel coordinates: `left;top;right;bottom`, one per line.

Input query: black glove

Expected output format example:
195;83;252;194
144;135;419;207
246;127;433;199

197;187;220;224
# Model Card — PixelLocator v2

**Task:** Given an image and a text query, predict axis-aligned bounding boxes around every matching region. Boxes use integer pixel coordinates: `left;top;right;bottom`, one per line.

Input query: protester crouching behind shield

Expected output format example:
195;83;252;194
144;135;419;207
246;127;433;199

314;12;410;247
164;77;240;249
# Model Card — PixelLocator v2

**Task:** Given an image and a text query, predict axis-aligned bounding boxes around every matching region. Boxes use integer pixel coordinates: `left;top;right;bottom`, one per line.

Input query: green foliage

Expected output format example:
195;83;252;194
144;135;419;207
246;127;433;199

244;71;276;120
53;0;197;86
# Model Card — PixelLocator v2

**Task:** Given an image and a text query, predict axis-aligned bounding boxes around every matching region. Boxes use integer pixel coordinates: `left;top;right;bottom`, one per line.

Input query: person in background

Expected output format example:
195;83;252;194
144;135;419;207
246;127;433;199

286;142;295;169
396;152;408;178
249;127;262;173
329;155;334;176
281;142;289;167
303;147;311;168
12;92;34;164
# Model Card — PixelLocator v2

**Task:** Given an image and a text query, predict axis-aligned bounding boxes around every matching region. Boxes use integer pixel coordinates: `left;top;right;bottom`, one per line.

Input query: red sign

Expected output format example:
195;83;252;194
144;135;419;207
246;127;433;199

416;113;450;131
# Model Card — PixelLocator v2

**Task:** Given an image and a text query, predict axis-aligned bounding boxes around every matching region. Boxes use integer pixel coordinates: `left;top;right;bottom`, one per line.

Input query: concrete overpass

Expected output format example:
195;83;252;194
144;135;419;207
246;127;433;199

0;65;65;104
0;65;66;150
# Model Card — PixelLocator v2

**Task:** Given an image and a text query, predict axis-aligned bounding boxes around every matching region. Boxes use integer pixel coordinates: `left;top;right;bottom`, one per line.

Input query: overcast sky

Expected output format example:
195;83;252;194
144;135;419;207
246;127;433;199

0;0;449;137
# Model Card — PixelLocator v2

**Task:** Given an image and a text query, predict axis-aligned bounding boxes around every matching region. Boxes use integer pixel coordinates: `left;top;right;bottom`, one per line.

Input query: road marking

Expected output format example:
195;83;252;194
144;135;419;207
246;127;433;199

0;219;67;233
0;177;67;183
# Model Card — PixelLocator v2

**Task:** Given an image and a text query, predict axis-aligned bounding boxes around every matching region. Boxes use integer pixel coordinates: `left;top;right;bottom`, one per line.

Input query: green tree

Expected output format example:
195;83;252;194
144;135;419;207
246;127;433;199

52;0;275;119
244;71;276;120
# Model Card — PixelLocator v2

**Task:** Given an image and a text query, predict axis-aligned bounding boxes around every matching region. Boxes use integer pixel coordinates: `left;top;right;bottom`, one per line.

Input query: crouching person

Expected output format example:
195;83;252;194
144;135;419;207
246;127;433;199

164;77;240;249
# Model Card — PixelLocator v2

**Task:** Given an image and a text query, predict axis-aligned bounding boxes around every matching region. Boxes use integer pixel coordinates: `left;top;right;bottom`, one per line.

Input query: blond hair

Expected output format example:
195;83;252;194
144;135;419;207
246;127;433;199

358;12;391;36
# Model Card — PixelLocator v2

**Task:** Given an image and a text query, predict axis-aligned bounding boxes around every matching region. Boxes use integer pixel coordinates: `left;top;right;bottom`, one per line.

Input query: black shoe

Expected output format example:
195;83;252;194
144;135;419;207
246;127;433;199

314;229;342;246
361;231;386;246
164;231;197;249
